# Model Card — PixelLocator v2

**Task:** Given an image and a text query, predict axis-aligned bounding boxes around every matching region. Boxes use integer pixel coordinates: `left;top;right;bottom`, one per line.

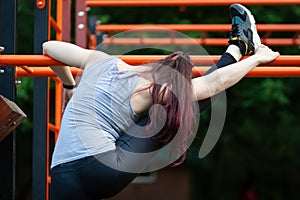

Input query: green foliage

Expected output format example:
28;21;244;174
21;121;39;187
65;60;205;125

17;0;34;54
240;78;290;108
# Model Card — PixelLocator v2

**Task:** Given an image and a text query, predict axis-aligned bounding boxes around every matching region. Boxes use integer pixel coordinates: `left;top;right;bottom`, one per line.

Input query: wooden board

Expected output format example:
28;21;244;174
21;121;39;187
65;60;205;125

0;95;26;142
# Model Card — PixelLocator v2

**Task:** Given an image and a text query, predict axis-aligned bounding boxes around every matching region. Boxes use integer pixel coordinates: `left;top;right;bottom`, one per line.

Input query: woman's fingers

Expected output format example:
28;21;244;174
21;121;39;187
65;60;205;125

255;44;280;64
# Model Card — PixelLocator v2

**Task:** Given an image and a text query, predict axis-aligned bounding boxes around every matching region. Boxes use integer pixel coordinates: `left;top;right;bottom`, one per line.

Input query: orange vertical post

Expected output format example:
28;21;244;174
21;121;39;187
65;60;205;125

56;0;63;40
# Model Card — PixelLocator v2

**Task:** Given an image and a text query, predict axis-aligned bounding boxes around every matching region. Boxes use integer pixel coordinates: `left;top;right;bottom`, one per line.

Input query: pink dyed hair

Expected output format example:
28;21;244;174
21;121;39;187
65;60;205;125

145;51;198;166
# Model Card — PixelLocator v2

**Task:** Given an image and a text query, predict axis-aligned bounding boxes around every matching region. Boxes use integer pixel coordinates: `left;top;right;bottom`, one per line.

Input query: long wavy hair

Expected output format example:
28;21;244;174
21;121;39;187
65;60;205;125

143;51;198;166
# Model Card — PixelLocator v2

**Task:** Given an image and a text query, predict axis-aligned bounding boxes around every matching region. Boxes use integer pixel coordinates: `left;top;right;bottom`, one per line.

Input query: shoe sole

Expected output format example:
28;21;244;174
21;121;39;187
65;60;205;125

230;4;261;51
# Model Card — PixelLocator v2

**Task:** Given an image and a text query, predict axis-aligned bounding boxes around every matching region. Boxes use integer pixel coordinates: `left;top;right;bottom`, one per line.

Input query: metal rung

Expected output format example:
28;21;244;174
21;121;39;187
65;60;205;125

0;55;300;66
86;0;300;7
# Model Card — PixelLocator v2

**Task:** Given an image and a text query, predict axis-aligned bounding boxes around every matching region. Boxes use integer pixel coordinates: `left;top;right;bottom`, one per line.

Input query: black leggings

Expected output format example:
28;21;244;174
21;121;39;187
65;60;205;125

50;152;138;200
50;117;162;200
50;53;237;200
198;52;237;111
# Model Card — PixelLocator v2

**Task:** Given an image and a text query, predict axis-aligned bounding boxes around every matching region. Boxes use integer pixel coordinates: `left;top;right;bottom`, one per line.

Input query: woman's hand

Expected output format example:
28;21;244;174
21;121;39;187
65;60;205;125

191;44;280;101
63;88;76;111
254;44;280;64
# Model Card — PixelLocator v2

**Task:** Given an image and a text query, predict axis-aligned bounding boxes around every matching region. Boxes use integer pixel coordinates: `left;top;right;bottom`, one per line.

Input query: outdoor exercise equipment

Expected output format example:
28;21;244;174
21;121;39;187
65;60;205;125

0;1;299;200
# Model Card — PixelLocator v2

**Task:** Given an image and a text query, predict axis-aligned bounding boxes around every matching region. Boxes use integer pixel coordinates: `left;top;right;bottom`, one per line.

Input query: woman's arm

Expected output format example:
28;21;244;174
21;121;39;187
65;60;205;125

43;40;111;86
43;41;110;85
43;41;110;108
192;45;280;100
43;41;110;69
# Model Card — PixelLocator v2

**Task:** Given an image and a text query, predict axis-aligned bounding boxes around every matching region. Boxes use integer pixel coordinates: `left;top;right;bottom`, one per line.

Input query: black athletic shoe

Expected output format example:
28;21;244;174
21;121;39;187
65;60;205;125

228;4;261;55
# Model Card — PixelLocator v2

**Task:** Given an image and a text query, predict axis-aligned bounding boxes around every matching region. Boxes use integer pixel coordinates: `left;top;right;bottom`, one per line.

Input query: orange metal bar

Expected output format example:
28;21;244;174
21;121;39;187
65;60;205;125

49;76;63;142
1;55;300;66
192;67;300;77
89;34;97;49
16;67;82;77
0;55;66;66
46;2;52;199
47;1;66;199
19;65;34;73
101;38;300;46
260;38;300;46
51;77;63;131
94;24;300;46
46;77;51;200
50;17;62;34
56;0;63;40
46;78;63;200
246;67;300;77
86;0;300;7
119;55;300;67
96;24;300;32
47;0;51;41
15;66;300;77
48;123;60;133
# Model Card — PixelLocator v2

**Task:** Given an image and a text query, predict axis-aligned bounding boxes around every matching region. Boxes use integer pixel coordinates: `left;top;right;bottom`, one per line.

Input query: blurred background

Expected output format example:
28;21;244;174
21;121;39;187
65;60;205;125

14;1;300;199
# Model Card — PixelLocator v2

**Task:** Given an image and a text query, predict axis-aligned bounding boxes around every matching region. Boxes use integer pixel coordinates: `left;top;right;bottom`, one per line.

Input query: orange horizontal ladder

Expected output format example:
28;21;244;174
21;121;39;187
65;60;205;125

94;24;300;46
100;38;300;46
96;24;300;32
14;66;300;78
85;0;300;6
1;55;300;77
0;54;299;66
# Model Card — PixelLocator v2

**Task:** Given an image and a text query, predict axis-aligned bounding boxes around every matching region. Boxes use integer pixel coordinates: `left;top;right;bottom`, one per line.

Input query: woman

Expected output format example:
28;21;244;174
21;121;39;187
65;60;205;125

45;4;279;200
